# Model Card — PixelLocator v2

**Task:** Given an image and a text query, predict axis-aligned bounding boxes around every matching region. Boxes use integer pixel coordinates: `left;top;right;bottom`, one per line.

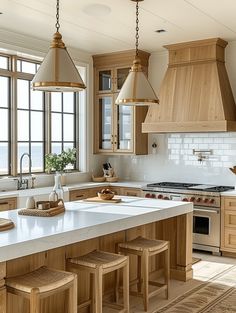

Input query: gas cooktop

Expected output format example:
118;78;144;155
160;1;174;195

146;182;234;193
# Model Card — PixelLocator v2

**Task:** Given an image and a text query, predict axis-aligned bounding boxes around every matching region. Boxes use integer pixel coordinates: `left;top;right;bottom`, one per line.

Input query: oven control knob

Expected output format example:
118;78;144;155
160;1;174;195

182;198;188;202
204;198;209;203
145;193;151;198
157;194;163;199
209;199;215;204
151;194;156;198
196;198;202;202
163;196;169;200
190;197;195;202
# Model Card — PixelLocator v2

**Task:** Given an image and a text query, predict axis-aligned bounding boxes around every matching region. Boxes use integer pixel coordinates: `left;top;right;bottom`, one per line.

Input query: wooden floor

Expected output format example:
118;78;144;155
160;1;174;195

104;251;236;313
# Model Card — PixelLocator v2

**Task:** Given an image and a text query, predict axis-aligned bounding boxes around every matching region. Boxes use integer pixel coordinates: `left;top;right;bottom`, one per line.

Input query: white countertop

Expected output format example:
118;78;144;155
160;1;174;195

221;189;236;196
0;196;192;262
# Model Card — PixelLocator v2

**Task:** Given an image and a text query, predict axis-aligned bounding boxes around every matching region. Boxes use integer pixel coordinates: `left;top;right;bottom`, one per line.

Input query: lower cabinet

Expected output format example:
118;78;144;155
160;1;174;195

69;186;142;201
0;198;17;212
221;196;236;253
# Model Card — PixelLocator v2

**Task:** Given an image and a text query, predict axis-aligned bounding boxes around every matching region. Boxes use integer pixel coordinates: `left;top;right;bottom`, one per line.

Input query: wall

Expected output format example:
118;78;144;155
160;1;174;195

106;41;236;186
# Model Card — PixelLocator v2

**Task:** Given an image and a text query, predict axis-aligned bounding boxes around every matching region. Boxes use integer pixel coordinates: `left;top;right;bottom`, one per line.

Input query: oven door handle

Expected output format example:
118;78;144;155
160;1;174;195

194;208;219;214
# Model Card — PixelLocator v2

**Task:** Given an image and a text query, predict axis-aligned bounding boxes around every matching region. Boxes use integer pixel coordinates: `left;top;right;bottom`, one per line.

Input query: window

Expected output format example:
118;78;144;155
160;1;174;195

51;92;76;154
0;76;10;175
0;53;84;176
17;79;45;173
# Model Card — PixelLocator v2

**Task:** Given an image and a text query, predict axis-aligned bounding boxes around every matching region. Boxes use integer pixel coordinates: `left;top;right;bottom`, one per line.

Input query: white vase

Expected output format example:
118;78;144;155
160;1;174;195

53;172;64;200
26;196;35;209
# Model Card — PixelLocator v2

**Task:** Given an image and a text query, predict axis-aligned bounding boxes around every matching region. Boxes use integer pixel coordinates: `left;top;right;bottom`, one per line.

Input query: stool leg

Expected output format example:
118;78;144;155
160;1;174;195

123;259;129;313
94;268;103;313
68;275;78;313
90;273;94;313
115;268;120;303
142;250;149;312
30;288;40;313
164;245;170;299
137;255;142;293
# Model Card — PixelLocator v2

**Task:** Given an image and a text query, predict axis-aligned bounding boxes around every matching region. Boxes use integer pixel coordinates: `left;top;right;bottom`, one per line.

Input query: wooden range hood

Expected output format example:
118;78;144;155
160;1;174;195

142;38;236;133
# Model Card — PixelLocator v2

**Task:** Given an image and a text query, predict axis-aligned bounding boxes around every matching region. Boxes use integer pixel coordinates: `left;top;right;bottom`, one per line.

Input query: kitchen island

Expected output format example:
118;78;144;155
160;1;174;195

0;196;193;313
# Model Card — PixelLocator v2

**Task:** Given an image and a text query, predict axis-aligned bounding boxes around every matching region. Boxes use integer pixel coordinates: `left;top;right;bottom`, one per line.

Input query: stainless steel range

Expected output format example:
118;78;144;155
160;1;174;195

142;182;234;255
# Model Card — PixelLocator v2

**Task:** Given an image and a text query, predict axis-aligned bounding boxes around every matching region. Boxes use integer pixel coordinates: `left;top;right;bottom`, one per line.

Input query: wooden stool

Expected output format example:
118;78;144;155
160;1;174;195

67;250;129;313
6;266;77;313
118;236;170;312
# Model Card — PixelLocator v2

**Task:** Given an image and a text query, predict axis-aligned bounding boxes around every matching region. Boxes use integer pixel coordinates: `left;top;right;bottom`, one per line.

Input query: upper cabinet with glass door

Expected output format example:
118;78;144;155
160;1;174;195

93;50;150;155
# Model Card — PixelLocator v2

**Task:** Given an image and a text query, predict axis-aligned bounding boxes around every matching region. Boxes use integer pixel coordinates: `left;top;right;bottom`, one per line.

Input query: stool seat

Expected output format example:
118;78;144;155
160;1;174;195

6;266;75;294
118;236;168;252
69;250;127;270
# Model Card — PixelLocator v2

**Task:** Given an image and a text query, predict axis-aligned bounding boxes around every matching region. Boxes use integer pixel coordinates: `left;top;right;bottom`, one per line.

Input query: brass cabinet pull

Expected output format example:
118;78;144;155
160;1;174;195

0;202;8;205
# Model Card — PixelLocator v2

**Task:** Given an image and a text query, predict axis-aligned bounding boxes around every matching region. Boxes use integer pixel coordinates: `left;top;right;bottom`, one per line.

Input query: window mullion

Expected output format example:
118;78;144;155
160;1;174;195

11;56;18;176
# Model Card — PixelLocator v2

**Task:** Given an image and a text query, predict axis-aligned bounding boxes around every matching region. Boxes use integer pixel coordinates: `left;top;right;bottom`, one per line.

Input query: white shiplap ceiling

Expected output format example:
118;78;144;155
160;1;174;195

1;0;236;54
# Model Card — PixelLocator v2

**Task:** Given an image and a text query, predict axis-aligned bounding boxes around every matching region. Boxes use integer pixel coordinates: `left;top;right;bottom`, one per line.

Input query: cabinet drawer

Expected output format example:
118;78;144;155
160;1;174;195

224;197;236;210
0;198;17;211
120;188;141;197
110;187;121;195
224;228;236;249
69;190;89;201
225;210;236;228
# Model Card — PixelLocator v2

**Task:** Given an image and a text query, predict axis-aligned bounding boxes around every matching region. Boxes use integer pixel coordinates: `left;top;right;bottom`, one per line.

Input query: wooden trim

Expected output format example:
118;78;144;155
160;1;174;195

142;121;236;133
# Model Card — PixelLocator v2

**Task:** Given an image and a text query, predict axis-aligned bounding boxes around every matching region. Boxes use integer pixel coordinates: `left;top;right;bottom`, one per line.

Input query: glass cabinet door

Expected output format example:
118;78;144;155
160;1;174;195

98;70;112;93
98;96;113;150
116;68;130;91
116;105;133;151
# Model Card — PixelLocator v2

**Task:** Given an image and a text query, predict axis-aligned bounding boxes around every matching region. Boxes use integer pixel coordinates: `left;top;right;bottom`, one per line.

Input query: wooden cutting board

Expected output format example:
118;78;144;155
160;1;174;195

0;218;15;231
18;206;65;217
84;197;121;203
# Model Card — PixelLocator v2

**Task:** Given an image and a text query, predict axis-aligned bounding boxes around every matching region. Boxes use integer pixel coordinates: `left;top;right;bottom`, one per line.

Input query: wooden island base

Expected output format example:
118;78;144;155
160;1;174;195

0;212;192;313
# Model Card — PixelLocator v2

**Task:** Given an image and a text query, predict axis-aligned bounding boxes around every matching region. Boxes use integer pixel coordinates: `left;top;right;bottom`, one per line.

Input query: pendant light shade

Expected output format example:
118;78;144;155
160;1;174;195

115;0;158;106
32;1;86;92
115;57;159;106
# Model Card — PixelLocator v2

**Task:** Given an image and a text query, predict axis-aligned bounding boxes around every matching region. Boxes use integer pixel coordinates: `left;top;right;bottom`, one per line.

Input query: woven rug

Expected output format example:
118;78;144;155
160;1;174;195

155;264;236;313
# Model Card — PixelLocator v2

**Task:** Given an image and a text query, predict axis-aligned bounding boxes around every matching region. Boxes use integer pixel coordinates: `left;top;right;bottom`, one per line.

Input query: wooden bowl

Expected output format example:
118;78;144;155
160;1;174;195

97;191;115;200
92;175;106;182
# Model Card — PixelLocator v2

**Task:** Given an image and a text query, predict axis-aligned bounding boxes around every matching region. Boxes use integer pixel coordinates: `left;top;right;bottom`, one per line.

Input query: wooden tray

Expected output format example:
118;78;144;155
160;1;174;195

0;218;14;231
84;197;121;203
18;206;65;217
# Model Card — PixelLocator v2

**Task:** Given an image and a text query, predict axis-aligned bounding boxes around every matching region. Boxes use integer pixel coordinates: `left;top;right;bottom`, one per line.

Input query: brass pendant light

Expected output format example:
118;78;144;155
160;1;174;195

32;0;86;92
115;0;158;106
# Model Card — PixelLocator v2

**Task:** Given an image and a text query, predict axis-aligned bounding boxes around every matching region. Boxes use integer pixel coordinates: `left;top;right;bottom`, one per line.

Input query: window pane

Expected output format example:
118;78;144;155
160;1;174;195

64;143;74;150
99;70;111;91
0;109;8;141
31;143;43;172
0;143;8;175
63;93;74;113
51;143;62;154
63;114;74;141
17;143;29;173
18;110;29;141
0;76;9;108
0;56;8;70
21;61;36;74
17;60;21;72
51;113;62;141
31;89;43;110
51;93;62;112
17;79;29;109
31;111;43;141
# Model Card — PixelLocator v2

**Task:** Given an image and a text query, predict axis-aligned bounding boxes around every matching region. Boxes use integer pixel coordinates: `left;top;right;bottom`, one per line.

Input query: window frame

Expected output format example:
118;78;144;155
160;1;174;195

0;52;83;176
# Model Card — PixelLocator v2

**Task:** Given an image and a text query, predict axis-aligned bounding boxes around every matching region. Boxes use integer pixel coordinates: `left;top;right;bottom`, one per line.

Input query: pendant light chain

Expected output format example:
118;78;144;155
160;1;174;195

55;0;60;32
135;0;139;57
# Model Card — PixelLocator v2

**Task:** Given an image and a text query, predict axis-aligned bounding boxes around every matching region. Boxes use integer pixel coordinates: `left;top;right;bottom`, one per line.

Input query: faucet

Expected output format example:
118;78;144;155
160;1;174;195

17;153;32;190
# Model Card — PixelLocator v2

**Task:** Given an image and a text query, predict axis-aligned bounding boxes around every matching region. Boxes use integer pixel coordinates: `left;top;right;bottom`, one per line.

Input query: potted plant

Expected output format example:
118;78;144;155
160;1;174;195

45;148;77;186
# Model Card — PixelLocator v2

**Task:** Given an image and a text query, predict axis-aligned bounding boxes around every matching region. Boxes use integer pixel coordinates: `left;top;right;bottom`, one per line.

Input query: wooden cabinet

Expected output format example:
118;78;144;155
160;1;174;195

93;50;149;155
120;188;141;197
69;186;142;201
0;198;17;212
221;196;236;253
